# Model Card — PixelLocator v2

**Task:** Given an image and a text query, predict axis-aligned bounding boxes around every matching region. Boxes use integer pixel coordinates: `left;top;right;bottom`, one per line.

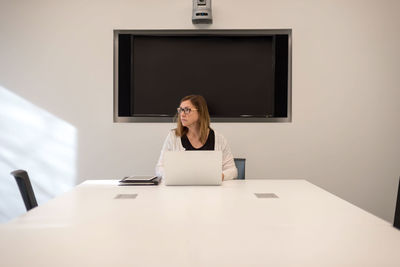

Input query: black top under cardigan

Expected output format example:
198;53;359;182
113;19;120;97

181;129;215;150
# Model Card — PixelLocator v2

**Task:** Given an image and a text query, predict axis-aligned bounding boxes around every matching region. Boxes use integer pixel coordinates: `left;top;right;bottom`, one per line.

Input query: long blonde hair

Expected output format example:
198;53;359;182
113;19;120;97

175;95;211;144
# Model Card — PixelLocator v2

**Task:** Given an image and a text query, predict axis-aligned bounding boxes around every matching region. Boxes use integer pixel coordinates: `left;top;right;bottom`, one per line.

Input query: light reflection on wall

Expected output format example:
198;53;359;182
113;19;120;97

0;86;77;223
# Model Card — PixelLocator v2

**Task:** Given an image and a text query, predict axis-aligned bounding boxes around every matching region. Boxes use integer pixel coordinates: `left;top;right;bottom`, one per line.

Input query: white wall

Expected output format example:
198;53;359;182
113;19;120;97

0;0;399;222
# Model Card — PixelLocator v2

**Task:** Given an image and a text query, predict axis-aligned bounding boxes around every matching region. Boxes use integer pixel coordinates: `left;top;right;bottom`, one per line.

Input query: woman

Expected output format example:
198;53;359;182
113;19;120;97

156;95;238;180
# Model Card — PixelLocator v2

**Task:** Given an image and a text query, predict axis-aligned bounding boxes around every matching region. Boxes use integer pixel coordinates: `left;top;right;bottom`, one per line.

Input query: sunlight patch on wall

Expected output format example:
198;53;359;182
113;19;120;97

0;86;77;223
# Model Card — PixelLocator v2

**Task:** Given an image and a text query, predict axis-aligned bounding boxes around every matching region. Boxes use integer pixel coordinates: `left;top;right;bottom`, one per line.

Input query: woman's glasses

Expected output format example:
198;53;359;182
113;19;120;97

177;107;198;115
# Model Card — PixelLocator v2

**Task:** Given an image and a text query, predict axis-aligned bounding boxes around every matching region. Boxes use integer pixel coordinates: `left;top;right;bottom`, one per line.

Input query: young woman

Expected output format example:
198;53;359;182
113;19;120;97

156;95;237;180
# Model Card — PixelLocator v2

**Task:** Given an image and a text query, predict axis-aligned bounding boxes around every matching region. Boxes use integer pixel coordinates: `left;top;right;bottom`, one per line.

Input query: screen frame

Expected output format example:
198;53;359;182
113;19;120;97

113;29;292;123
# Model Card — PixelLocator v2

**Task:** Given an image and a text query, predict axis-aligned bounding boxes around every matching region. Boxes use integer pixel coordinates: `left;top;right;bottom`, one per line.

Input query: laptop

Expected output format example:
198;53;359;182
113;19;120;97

163;151;222;186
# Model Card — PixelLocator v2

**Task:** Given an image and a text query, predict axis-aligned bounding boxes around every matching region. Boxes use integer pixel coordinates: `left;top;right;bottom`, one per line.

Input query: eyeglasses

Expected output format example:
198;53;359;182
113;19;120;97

177;107;198;114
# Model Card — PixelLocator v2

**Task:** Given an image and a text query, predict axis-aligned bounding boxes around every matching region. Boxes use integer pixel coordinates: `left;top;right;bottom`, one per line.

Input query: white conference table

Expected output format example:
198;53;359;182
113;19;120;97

1;179;400;267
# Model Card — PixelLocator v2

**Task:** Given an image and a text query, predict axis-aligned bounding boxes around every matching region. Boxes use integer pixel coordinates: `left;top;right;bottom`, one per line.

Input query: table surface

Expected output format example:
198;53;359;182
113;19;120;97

1;179;400;267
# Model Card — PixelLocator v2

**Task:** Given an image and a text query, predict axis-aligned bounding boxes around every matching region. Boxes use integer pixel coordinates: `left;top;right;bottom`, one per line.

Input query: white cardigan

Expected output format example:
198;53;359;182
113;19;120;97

155;129;238;180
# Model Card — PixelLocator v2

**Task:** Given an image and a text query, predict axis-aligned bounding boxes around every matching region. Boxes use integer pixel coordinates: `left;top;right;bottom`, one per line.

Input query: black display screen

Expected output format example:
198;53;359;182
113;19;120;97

131;35;275;117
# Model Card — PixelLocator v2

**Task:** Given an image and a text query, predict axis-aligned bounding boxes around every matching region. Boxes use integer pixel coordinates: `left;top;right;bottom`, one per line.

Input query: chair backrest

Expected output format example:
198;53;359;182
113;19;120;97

234;158;246;180
10;170;38;211
394;177;400;230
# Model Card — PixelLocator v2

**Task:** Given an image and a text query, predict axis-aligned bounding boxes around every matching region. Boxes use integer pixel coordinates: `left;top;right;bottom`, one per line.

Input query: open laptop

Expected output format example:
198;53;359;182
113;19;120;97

163;151;222;186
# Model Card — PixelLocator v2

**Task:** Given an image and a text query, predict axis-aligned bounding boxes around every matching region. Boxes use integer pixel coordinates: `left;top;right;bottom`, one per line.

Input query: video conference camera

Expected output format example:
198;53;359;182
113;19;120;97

192;0;212;24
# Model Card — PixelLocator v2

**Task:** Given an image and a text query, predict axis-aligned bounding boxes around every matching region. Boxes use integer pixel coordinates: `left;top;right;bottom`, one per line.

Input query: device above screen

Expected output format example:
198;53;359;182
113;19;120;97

114;29;292;122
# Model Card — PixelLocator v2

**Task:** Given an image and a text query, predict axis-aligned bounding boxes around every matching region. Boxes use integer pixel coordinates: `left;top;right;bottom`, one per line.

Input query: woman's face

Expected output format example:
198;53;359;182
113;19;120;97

179;100;199;127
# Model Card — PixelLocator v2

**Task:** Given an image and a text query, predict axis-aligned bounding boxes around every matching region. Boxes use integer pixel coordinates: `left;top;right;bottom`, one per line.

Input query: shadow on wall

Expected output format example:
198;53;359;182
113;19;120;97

0;86;77;223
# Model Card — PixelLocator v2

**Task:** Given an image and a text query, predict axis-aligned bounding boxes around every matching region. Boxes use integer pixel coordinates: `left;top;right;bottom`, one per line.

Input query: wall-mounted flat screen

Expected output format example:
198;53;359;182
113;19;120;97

114;29;291;122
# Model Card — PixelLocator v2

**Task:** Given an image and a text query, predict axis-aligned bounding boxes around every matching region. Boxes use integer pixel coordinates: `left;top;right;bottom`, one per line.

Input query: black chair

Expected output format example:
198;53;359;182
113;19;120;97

394;177;400;230
10;170;38;211
234;158;246;180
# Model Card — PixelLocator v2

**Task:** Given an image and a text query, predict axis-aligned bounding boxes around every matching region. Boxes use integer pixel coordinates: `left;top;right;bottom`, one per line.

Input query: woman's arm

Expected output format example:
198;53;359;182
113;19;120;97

219;133;238;180
155;131;174;177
